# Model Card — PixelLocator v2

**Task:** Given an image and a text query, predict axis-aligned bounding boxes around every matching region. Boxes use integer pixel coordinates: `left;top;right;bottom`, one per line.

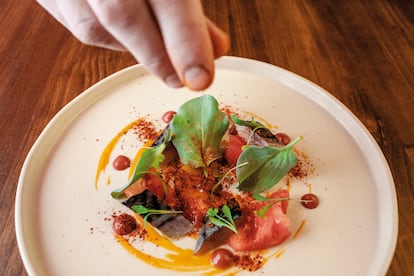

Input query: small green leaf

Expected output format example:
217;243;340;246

253;192;272;201
131;205;183;228
222;205;236;227
207;205;238;233
132;205;150;214
208;216;225;227
237;136;302;193
231;115;265;129
111;132;170;198
207;207;219;217
171;95;229;169
255;197;290;217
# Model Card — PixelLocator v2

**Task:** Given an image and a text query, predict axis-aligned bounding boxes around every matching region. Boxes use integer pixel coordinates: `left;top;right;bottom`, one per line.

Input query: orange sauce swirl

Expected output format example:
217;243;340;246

116;215;227;274
95;119;141;189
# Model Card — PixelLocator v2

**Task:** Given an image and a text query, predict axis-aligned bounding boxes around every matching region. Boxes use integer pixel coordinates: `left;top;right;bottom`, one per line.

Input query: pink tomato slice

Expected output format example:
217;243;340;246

225;134;246;167
227;190;291;251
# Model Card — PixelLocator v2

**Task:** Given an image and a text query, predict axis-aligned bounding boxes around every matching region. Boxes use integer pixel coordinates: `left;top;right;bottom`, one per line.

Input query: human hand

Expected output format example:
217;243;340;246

37;0;230;91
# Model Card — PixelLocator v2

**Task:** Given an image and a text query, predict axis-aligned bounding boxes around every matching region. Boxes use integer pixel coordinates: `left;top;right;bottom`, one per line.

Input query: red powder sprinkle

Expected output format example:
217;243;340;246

289;150;314;180
132;118;159;141
234;253;265;271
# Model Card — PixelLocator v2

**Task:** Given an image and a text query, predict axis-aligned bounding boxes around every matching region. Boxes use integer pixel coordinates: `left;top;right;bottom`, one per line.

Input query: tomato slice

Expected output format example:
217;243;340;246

227;190;291;251
225;134;246;167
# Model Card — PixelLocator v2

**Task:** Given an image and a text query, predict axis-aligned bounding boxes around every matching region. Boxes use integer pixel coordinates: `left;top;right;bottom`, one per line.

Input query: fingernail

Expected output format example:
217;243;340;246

165;73;184;88
183;66;211;91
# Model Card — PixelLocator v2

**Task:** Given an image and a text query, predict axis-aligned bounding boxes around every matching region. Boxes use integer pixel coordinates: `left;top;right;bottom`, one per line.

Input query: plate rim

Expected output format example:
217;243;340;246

15;56;398;275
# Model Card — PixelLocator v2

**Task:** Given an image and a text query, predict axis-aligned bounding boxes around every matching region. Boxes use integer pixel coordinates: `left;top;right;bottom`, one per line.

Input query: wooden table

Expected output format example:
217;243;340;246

1;1;413;275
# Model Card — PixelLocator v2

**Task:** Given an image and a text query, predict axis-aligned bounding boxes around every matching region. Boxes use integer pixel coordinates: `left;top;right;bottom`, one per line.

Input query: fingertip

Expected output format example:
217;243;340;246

165;72;184;89
183;65;213;91
178;18;228;91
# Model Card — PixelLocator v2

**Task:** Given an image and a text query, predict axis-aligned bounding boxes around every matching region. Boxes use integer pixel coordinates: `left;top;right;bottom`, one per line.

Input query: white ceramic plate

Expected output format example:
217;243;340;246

15;56;398;276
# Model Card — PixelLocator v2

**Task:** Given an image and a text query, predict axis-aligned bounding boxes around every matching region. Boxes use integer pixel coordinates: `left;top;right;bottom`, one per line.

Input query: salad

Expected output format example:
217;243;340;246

95;94;318;273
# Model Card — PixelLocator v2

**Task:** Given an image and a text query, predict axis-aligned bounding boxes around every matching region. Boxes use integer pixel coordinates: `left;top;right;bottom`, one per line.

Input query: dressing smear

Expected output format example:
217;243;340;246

95;119;141;189
116;215;218;273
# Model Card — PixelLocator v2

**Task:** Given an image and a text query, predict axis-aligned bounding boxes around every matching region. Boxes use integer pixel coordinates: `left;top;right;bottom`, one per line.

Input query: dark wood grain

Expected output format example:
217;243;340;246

1;0;413;275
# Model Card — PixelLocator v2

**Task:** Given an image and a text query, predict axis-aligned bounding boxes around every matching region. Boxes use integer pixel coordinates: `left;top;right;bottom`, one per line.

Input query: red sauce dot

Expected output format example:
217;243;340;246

161;111;176;124
112;155;131;170
211;248;235;269
113;214;137;235
301;193;319;209
275;133;291;145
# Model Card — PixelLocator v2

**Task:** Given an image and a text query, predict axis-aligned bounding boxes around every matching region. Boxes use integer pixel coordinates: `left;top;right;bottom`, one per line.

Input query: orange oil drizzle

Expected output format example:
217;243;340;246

273;248;286;259
286;178;291;193
203;269;240;276
293;219;307;239
116;236;213;272
95;119;141;189
116;215;225;274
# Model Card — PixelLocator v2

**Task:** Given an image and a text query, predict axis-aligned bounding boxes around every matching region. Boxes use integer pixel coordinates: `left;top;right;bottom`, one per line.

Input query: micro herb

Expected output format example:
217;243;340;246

231;115;267;145
236;136;302;193
253;192;290;217
171;95;229;169
231;115;266;129
111;131;170;199
207;205;238;234
131;205;183;228
210;161;249;195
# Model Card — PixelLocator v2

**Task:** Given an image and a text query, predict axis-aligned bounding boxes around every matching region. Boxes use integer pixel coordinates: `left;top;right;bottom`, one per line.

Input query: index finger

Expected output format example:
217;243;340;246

148;0;218;90
87;0;183;89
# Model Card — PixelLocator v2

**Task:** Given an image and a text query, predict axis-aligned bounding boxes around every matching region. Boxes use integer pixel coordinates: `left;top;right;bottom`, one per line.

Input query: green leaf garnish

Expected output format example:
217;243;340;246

210;161;249;195
207;205;238;233
231;115;266;129
252;192;273;201
131;205;183;228
236;136;302;193
171;95;229;169
111;132;170;199
253;192;290;217
255;197;290;217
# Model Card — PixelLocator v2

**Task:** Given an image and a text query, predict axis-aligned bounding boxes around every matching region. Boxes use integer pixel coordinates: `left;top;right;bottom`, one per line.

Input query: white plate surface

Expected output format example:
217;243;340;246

15;56;398;276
